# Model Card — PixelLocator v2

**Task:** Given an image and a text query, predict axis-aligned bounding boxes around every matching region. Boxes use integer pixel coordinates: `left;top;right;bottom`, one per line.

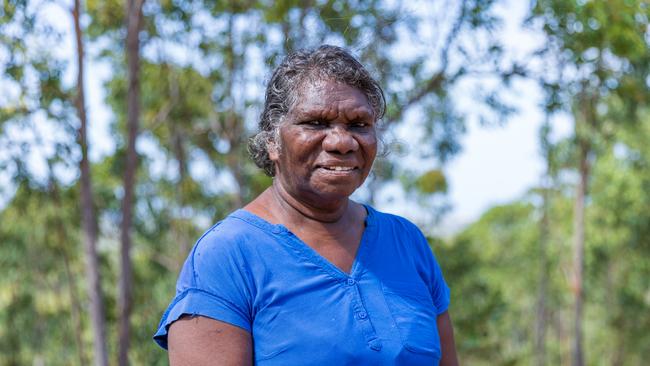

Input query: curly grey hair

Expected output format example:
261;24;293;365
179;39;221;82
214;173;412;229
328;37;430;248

249;45;386;176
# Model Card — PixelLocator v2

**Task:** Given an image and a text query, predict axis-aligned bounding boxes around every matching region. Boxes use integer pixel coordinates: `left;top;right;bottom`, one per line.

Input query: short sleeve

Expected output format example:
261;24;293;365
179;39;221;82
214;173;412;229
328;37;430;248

428;250;450;315
153;225;254;349
413;228;450;315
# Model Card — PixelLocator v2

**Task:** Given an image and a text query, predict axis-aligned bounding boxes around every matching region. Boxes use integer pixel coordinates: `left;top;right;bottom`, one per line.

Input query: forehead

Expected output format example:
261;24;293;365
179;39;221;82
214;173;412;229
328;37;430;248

289;79;374;119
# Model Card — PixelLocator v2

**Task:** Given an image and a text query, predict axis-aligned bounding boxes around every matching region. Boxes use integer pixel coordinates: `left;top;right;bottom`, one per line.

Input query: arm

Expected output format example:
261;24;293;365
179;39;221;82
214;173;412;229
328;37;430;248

168;315;253;366
437;311;459;366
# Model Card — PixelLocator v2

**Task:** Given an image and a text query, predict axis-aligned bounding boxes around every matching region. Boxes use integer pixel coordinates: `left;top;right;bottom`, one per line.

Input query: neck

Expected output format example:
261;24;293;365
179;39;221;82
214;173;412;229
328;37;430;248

269;179;351;224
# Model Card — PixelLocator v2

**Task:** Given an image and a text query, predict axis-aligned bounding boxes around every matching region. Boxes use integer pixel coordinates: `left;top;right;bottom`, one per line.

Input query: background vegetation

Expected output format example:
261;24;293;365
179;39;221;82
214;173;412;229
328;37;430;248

1;0;648;365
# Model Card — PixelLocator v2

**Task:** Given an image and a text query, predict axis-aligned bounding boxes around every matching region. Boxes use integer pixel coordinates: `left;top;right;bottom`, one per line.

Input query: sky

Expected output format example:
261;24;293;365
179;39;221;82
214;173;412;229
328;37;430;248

440;86;570;234
1;0;573;235
439;0;573;233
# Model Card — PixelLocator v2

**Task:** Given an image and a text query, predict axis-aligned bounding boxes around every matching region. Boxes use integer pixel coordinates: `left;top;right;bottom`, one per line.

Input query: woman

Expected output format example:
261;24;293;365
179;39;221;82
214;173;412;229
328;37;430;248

154;45;459;366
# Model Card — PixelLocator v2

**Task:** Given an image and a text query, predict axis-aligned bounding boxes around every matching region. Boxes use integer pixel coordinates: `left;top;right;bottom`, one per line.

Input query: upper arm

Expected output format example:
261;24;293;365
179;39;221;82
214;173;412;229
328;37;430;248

168;315;253;366
437;311;459;366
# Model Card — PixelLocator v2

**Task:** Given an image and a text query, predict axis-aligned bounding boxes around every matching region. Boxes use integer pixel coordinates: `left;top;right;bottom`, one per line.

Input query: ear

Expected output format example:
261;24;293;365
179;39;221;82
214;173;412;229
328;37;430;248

267;141;280;162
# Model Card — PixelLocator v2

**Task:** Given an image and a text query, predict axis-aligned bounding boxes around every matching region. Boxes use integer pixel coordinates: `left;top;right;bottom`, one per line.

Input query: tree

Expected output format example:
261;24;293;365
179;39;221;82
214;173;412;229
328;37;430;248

587;107;650;365
529;1;650;364
72;0;109;364
1;2;94;362
438;201;544;365
118;0;145;364
534;117;553;366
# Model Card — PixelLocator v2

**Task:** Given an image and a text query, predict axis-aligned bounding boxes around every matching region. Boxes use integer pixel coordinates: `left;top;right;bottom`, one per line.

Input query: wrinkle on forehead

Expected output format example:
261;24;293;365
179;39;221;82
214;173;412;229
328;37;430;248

289;80;375;121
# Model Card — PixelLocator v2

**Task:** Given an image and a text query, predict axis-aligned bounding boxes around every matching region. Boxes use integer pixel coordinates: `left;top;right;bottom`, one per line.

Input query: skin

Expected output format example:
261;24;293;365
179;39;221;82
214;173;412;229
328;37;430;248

168;79;459;366
438;311;460;366
168;315;252;366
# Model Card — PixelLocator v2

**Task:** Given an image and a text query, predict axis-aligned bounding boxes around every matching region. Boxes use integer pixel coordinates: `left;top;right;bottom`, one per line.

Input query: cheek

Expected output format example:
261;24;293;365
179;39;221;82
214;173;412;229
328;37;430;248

276;136;318;175
361;134;378;157
286;132;322;157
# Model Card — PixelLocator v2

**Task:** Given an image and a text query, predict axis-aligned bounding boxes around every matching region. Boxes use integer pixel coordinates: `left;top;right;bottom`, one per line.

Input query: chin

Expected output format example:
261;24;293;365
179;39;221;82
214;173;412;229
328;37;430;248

310;185;359;202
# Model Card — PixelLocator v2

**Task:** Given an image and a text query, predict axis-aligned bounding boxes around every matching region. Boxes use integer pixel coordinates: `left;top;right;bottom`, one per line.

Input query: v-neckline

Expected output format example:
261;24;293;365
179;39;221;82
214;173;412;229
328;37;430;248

231;205;377;280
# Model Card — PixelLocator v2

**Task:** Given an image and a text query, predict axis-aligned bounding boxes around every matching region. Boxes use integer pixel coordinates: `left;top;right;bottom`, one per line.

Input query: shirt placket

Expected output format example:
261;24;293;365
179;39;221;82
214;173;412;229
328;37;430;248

346;277;382;351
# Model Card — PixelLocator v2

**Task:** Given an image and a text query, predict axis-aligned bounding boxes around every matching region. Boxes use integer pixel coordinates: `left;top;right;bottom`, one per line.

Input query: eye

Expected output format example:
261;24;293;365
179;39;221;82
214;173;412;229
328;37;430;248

302;119;327;127
350;120;371;128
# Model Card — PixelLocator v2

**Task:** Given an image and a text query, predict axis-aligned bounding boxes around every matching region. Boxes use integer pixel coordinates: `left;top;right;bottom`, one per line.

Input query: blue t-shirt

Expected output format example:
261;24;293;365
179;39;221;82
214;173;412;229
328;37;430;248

154;205;450;365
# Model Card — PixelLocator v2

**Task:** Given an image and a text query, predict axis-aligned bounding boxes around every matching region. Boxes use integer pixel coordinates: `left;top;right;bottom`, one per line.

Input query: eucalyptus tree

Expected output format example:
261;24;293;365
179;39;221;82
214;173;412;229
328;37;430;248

586;108;650;365
534;117;553;366
443;128;650;364
118;0;145;364
72;0;109;364
1;1;106;364
529;1;650;365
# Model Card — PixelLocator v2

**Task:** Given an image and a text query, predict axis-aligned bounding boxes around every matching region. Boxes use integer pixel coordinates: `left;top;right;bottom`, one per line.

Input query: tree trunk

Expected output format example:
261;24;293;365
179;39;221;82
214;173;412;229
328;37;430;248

535;121;552;366
604;261;626;366
224;13;245;208
72;2;109;365
62;251;88;366
571;137;590;366
47;169;88;366
119;1;144;365
534;199;549;366
552;310;563;366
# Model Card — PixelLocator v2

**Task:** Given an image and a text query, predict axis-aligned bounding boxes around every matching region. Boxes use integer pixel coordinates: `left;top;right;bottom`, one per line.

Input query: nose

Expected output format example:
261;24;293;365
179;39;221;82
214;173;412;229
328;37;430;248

322;125;359;154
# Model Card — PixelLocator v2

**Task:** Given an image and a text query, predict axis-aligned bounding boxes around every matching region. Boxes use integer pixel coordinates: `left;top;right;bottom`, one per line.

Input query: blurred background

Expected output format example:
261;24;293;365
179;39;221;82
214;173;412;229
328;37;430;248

1;0;649;365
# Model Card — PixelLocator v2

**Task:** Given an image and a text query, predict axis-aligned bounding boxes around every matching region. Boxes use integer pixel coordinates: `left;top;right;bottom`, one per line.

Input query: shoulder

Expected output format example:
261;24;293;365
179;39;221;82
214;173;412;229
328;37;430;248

194;210;272;254
178;210;276;293
365;205;436;260
187;210;277;276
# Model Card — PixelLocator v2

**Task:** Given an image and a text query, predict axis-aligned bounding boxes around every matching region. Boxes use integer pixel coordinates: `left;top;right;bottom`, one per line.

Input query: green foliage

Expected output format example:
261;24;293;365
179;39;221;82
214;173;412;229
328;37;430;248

438;202;541;365
434;109;650;365
2;0;649;365
0;182;89;364
529;2;650;364
415;169;448;194
86;0;124;37
585;114;650;364
533;0;650;116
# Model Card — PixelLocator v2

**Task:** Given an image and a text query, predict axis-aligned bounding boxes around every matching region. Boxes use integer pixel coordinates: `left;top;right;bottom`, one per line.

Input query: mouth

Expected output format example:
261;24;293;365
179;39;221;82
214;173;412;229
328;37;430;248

319;166;357;172
315;164;361;177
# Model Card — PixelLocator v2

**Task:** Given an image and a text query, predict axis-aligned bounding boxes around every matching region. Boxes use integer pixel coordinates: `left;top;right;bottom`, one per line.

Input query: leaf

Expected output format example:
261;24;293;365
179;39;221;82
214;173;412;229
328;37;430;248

415;169;447;194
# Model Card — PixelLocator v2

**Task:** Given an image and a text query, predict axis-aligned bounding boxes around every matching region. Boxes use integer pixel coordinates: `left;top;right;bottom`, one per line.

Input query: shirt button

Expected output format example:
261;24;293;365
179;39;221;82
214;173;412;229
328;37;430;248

357;311;368;319
369;339;382;351
346;278;356;286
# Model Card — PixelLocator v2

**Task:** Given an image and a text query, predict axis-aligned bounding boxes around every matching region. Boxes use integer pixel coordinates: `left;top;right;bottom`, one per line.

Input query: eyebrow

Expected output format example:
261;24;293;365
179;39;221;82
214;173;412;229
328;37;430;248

344;106;374;121
306;104;373;115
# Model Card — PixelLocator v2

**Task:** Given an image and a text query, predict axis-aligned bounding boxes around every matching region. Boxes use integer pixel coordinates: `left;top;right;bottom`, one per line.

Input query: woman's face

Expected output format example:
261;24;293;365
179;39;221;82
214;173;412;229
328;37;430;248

269;79;378;205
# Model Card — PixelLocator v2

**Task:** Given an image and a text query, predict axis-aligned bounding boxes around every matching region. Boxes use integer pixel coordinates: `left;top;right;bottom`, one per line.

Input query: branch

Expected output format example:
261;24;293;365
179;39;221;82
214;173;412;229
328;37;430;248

387;0;468;122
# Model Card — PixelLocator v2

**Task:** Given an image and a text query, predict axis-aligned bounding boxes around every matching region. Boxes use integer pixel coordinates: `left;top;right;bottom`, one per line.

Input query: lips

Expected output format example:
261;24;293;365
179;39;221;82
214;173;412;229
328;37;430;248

320;166;356;171
315;161;359;172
